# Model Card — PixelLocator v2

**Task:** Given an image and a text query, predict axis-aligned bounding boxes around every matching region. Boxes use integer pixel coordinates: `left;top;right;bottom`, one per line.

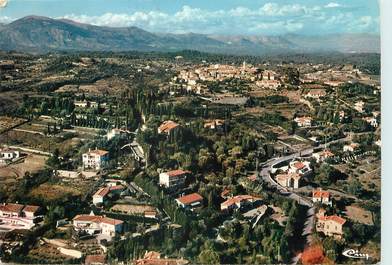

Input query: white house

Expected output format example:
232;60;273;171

305;89;326;99
276;173;302;189
316;211;346;239
339;110;345;121
73;213;123;237
176;193;203;209
256;79;281;90
74;101;99;108
82;149;109;170
354;101;365;113
343;143;360;152
159;169;189;189
0;149;20;164
288;161;312;176
220;195;261;211
92;187;110;205
363;117;378;128
312;189;332;206
203;119;226;131
107;128;128;141
92;185;125;205
0;203;40;230
262;70;276;80
294;116;312;127
312;150;334;163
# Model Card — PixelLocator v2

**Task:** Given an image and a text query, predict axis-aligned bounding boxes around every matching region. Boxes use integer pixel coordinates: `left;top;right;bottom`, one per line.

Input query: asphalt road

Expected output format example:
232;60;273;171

258;136;351;264
258;144;328;264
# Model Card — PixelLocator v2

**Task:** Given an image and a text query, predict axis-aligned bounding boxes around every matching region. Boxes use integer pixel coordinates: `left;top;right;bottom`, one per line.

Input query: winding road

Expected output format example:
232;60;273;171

259;151;314;264
258;136;351;264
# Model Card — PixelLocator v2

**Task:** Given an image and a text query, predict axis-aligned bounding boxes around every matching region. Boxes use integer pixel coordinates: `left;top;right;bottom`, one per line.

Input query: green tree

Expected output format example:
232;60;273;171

347;177;362;196
46;148;61;169
198;248;220;264
315;164;333;186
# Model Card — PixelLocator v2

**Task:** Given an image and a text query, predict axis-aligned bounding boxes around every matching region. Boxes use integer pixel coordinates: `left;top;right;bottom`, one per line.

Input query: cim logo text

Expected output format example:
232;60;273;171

342;249;370;260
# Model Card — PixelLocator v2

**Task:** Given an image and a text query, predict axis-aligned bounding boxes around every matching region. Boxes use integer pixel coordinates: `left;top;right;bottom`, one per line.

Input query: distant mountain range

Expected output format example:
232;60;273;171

0;16;380;55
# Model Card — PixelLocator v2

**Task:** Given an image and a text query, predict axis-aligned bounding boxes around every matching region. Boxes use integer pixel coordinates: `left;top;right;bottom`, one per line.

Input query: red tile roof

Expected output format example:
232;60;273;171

0;203;24;213
221;195;260;208
321;150;334;157
88;149;109;156
73;215;102;222
204;119;225;128
307;89;326;96
312;189;330;199
23;205;40;213
166;169;190;177
158;121;180;133
109;185;125;191
94;187;110;197
94;185;125;198
220;188;231;198
134;251;189;265
100;217;124;226
176;193;203;205
293;162;305;170
319;215;346;225
73;214;123;226
276;173;301;181
144;251;161;260
295;116;312;123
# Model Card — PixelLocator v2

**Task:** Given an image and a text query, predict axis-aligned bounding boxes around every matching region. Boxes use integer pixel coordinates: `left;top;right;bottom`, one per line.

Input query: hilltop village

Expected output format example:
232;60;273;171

0;51;381;264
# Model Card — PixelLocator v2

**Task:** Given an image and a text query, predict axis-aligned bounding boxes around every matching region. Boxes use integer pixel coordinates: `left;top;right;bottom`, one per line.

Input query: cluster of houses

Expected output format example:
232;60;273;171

270;142;348;239
304;89;327;100
220;195;261;211
301;65;366;86
159;169;190;189
158;166;265;214
274;160;312;189
316;208;346;239
159;169;204;211
255;70;281;90
171;62;281;94
0;203;41;230
0;60;16;71
363;111;380;128
0;201;125;238
311;188;346;239
73;100;108;110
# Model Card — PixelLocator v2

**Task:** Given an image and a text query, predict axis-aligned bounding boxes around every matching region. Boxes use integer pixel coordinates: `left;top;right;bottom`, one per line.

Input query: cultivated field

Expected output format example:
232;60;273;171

0;116;26;133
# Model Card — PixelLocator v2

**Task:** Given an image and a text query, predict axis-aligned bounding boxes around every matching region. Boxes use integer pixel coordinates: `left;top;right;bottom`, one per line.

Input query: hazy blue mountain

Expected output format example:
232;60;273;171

0;16;380;54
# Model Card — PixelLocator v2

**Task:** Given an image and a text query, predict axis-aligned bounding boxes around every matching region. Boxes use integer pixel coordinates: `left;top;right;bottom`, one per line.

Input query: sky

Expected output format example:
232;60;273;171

0;0;380;35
